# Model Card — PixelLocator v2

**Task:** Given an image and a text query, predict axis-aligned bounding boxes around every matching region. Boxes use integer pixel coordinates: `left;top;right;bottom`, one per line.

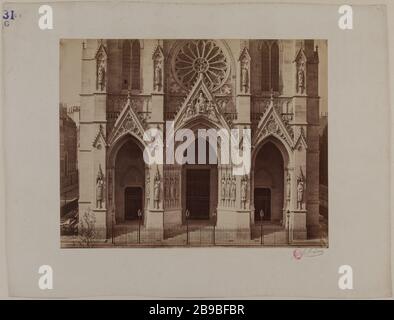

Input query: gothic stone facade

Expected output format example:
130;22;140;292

79;39;321;240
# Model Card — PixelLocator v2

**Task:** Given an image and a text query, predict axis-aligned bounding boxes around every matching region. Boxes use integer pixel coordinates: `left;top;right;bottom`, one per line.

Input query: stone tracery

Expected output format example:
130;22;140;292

172;40;230;91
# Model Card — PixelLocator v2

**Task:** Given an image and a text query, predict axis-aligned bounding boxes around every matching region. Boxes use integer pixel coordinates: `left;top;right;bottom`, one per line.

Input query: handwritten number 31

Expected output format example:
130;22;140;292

3;10;16;20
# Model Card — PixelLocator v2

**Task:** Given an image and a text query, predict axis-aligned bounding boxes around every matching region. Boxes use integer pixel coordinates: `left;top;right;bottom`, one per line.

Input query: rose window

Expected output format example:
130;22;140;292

172;40;230;91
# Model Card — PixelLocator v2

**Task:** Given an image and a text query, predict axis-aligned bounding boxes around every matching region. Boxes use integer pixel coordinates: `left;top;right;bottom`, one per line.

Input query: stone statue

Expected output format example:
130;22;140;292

241;59;249;93
170;176;176;204
296;177;305;210
231;177;236;206
173;176;178;202
220;100;227;111
206;101;215;118
241;176;247;209
186;103;195;117
221;176;226;204
226;176;231;206
297;66;305;94
165;176;170;200
154;60;162;91
97;59;106;91
286;172;291;207
146;175;150;201
96;165;104;209
195;92;206;113
154;170;161;209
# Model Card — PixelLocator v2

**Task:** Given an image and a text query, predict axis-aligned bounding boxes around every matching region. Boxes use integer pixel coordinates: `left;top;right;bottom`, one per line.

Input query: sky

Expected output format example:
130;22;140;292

60;39;82;108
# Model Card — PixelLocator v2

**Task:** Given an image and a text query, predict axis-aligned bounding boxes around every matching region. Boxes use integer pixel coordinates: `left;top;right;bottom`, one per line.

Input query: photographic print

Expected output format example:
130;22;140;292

59;39;328;248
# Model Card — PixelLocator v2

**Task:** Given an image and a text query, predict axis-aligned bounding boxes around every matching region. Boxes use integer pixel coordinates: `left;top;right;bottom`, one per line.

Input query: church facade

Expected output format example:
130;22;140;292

78;39;324;242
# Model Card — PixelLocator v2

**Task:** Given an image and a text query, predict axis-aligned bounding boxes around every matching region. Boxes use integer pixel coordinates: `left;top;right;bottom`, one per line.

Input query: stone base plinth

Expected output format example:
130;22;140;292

146;209;164;229
291;210;307;240
216;209;251;240
163;209;183;227
214;228;250;242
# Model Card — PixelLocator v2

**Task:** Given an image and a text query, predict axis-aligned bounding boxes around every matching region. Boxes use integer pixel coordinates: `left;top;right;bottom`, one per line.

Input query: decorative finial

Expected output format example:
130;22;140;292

270;88;274;101
127;89;131;102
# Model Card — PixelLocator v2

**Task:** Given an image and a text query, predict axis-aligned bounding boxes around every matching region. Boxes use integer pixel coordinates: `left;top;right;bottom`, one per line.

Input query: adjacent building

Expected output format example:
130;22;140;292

60;104;79;215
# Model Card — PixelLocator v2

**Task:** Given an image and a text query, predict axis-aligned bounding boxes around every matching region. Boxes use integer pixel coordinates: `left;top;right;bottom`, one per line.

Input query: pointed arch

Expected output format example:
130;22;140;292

252;137;288;222
107;132;146;169
109;135;146;223
107;97;147;154
131;40;141;90
122;40;131;90
175;116;230;166
252;135;291;168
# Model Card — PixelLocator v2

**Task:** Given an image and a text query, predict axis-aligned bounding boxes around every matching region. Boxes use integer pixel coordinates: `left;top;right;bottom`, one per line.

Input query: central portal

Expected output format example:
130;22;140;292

186;169;210;219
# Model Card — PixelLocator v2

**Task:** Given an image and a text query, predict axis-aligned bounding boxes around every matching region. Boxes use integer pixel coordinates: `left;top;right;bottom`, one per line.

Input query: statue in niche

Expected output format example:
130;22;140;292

173;176;178;202
220;100;227;112
146;175;150;203
170;176;176;205
154;170;161;209
221;175;226;205
206;100;215;118
286;172;291;208
195;92;207;113
97;56;106;91
297;63;305;94
96;165;105;209
296;175;305;210
165;176;170;200
186;103;195;118
226;175;231;206
241;58;249;93
231;177;236;206
107;171;112;206
240;176;248;209
154;60;162;91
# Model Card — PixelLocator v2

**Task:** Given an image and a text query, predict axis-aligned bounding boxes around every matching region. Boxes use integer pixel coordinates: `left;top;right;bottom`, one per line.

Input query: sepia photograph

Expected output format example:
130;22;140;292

2;0;393;301
60;39;328;248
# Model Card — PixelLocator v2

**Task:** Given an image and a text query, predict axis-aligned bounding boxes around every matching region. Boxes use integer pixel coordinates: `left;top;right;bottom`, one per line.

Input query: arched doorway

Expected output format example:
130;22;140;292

253;140;285;223
178;122;219;222
113;137;145;222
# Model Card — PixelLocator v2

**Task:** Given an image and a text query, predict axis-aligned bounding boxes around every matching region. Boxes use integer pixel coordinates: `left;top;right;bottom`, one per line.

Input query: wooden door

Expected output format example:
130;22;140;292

124;187;142;220
254;188;271;221
186;169;210;219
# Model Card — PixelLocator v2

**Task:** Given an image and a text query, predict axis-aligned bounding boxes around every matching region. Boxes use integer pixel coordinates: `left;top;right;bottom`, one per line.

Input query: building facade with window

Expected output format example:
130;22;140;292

78;39;324;240
60;104;79;215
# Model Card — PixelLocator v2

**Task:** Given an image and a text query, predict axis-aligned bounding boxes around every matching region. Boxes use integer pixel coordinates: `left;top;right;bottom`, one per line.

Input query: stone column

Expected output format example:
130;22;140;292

305;41;320;237
78;39;108;239
144;41;164;236
288;41;313;240
216;41;252;238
